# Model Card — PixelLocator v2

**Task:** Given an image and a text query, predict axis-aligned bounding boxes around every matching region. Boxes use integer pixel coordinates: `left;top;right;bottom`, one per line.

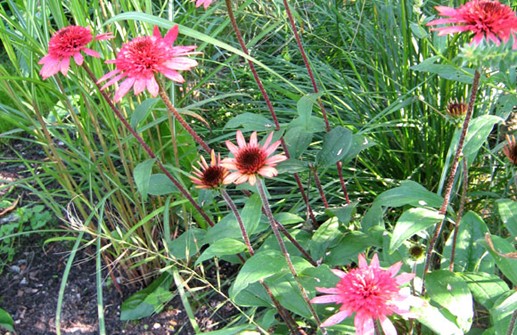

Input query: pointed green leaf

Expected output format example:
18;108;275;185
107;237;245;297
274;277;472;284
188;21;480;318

459;272;509;309
0;308;14;332
316;126;353;167
224;112;275;131
479;235;517;286
148;174;178;196
362;180;444;229
414;302;463;335
195;238;247;265
442;211;493;272
491;290;517;335
390;208;444;252
229;250;286;300
326;231;375;266
284;126;313;158
133;159;156;201
462;115;503;165
120;273;173;320
168;228;206;261
496;199;517;237
411;56;475;83
426;270;473;332
131;98;159;128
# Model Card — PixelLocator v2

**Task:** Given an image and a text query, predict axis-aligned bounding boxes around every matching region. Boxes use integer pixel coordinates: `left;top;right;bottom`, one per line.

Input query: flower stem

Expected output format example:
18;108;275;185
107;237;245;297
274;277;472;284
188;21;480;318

219;189;302;334
282;0;350;204
82;63;215;227
449;158;468;271
310;164;329;209
423;69;481;278
256;180;325;333
157;80;212;153
223;0;318;226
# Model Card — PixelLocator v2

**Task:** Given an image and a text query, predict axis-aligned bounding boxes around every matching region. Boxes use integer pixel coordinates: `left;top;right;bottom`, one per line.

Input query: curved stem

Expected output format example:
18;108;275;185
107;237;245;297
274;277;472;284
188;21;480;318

157;80;211;153
311;164;329;209
224;0;317;226
423;69;481;280
82;63;215;227
256;180;325;333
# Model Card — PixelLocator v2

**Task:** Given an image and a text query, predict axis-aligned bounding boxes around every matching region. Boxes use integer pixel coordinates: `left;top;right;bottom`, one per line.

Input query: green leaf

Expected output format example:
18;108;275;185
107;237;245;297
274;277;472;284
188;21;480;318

0;308;14;332
316;126;353;167
426;270;473;332
229;250;287;300
133;159;156;201
284;127;313;158
309;217;341;261
491;290;517;335
479;235;517;286
231;281;273;308
340;134;374;164
266;274;312;318
325;202;358;224
325;231;375;266
415;302;463;335
195;238;247;265
462;115;503;165
204;194;263;244
442;211;493;273
411;56;475;83
224;112;275;131
131;98;159;129
168;228;206;261
120;273;173;321
276;158;309;174
459;272;509;309
390;208;444;252
496;199;517;237
362;180;444;229
148;174;178;196
297;93;323;121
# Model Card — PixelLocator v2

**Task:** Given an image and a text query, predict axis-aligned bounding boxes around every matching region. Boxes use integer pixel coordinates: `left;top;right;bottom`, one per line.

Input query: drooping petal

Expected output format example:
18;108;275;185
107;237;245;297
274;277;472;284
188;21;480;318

379;315;397;335
114;77;136;102
320;310;351;328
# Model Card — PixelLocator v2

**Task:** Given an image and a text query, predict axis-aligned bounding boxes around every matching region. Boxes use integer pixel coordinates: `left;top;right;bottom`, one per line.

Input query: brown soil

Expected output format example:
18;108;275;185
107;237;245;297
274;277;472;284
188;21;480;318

0;240;237;335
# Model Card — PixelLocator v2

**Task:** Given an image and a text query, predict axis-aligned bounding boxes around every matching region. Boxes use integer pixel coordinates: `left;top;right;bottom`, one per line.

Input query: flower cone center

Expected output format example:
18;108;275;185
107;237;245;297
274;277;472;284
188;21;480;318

236;147;267;174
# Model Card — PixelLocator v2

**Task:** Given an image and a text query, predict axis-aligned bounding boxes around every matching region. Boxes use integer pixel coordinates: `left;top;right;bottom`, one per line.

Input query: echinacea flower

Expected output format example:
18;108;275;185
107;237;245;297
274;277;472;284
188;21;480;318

311;254;422;334
503;134;517;165
98;25;198;102
193;0;213;9
427;0;517;49
221;131;287;186
190;150;229;189
39;26;112;79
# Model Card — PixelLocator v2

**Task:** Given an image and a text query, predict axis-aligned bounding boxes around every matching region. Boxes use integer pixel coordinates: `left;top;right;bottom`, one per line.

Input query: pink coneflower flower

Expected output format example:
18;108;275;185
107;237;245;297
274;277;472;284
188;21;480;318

427;0;517;49
39;26;112;79
98;25;198;102
190;150;229;189
311;254;422;334
193;0;213;9
503;134;517;165
221;131;287;186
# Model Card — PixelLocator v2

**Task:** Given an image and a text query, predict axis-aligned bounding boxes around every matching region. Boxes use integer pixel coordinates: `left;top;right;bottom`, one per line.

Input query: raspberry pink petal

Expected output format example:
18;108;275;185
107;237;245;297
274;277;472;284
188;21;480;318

164;25;179;44
380;315;397;335
320;310;351;328
114;77;136;102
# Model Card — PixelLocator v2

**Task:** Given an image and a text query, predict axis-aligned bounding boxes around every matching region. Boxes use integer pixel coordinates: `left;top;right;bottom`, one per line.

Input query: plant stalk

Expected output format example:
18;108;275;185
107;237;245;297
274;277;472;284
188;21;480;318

423;69;481;279
449;158;468;271
223;0;318;226
256;180;325;333
82;63;215;227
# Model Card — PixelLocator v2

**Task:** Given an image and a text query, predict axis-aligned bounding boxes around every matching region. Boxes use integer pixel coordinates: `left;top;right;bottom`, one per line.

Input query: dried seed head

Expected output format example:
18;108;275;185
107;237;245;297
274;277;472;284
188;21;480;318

446;99;468;118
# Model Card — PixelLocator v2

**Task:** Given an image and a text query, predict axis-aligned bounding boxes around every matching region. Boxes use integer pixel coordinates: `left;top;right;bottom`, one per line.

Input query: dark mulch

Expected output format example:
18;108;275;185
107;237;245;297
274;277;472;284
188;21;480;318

0;240;238;335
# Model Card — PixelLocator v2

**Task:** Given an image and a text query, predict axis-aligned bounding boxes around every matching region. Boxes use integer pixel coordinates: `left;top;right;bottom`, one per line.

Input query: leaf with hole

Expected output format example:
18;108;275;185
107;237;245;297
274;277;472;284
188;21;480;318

426;270;473;332
316;126;353;167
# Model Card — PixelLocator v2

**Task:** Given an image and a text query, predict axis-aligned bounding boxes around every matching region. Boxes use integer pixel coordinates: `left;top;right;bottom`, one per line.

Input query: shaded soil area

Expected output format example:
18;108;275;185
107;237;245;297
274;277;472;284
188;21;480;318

0;240;236;335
